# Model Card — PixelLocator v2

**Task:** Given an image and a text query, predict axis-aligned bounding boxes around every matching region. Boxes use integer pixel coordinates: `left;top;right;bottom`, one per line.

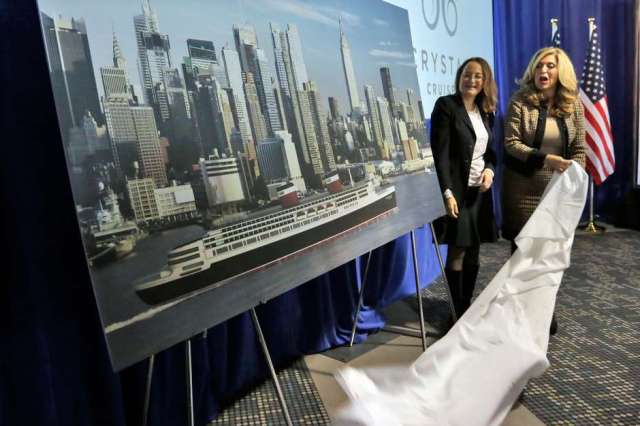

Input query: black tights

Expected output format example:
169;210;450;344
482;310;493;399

446;244;480;271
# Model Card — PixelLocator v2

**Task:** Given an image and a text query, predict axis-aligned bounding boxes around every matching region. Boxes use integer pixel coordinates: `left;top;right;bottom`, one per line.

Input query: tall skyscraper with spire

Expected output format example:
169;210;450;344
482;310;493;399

101;32;134;101
134;0;160;105
339;18;360;114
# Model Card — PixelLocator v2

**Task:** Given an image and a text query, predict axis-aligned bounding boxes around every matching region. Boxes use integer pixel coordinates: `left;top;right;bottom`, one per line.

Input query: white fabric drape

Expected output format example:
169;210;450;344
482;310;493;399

336;163;588;426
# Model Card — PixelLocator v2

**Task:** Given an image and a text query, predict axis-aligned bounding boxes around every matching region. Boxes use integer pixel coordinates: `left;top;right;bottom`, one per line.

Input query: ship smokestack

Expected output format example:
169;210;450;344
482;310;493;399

277;182;299;208
323;171;342;194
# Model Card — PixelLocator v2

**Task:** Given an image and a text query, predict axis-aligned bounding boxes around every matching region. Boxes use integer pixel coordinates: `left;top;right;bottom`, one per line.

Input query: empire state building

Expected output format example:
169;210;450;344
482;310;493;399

339;18;361;113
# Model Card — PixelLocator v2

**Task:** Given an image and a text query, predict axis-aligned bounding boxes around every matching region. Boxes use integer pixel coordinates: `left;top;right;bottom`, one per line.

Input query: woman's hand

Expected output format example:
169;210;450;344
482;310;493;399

479;169;494;192
544;154;572;173
446;196;459;219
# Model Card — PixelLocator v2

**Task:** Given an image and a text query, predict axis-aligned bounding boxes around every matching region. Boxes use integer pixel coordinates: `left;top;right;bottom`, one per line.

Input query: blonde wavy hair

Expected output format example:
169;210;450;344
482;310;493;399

517;47;578;117
454;57;498;113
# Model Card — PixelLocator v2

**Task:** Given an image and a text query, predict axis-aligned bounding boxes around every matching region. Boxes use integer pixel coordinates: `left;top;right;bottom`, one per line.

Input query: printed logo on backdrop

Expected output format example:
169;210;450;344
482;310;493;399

422;0;458;36
384;0;493;117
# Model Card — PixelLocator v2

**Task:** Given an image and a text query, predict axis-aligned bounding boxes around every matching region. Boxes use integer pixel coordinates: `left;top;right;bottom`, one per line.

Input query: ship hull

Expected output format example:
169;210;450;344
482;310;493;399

137;190;397;305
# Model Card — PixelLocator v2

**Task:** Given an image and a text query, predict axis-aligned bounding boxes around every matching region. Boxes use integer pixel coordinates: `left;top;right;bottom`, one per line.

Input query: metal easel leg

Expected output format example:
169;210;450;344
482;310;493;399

410;229;428;351
430;222;458;322
186;340;194;426
142;355;154;426
349;250;373;347
250;308;293;426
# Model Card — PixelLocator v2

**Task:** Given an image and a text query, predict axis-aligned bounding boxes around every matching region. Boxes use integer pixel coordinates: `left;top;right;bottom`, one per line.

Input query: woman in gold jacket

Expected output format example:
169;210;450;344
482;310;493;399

502;46;586;334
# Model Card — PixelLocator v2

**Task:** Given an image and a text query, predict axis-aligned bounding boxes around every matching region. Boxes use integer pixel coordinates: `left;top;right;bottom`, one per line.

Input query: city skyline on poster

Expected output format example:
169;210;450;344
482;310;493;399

37;0;436;370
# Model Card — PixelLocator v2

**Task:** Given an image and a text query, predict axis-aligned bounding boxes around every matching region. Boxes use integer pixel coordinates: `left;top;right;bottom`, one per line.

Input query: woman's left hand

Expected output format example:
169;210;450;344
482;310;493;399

479;169;493;192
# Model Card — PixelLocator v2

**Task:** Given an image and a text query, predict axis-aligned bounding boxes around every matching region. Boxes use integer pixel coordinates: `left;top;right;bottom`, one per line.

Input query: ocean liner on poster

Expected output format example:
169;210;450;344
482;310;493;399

135;174;396;304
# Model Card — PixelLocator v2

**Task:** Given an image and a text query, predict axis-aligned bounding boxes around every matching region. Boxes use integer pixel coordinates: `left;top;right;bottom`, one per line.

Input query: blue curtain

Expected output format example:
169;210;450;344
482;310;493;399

492;0;636;226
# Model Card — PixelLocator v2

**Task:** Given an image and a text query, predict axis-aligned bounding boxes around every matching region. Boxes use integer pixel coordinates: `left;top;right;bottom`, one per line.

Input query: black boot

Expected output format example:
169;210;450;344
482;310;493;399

461;264;479;314
445;268;464;320
550;313;558;335
461;245;480;315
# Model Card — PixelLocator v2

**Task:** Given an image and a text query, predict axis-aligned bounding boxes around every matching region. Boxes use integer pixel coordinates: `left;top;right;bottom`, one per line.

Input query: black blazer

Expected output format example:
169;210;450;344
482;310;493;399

430;94;496;203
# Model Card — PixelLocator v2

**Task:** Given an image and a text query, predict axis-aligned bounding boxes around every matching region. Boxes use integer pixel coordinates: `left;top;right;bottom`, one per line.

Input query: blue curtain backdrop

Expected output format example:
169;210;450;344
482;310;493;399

491;0;636;227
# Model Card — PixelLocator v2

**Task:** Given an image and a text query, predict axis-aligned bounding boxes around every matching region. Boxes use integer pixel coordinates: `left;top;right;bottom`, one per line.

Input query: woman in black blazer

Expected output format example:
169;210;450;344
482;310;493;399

430;57;499;320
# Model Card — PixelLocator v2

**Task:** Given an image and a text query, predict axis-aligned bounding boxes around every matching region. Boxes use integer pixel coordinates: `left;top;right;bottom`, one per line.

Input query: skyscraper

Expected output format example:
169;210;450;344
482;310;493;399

270;23;291;98
271;25;308;168
183;39;228;91
406;89;421;124
134;0;162;106
234;25;281;134
376;97;393;160
339;18;360;114
276;130;306;193
244;73;269;144
131;106;168;187
256;138;288;182
104;98;138;175
232;24;259;74
187;39;216;64
328;97;341;120
296;91;324;175
255;131;306;193
141;31;172;122
364;85;383;154
304;81;336;171
221;47;252;145
255;48;282;133
40;13;102;142
101;32;135;102
380;67;395;114
285;24;309;91
127;178;160;222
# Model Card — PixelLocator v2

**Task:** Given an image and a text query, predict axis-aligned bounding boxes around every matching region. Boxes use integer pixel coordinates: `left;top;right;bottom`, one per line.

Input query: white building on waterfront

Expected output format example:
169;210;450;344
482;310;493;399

154;183;197;220
199;155;246;207
127;178;160;223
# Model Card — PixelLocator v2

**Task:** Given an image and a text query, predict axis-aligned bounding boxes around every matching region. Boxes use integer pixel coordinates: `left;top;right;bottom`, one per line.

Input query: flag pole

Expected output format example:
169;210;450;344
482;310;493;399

579;17;606;234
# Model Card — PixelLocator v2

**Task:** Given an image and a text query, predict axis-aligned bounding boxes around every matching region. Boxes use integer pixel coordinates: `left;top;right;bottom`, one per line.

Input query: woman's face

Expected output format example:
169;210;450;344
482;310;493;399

458;61;484;99
534;54;559;93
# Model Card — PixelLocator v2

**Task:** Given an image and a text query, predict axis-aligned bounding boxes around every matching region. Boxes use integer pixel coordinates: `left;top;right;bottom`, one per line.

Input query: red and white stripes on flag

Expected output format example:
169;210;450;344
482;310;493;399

579;24;615;185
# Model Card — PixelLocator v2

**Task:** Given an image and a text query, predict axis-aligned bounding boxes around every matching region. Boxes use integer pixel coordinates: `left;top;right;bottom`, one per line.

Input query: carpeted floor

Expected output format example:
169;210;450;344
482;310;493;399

508;231;640;425
210;230;640;425
209;358;331;425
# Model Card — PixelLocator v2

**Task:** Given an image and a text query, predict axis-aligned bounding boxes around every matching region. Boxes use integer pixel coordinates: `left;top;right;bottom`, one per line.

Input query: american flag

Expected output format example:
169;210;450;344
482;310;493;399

551;19;561;47
579;24;615;184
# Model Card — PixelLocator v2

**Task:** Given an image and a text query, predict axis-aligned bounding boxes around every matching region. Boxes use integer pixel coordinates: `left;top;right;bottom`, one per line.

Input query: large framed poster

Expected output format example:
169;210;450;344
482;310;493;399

36;0;444;370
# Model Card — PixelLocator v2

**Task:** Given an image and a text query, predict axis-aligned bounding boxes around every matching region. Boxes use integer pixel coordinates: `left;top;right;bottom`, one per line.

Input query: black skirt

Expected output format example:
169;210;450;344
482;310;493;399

434;187;498;247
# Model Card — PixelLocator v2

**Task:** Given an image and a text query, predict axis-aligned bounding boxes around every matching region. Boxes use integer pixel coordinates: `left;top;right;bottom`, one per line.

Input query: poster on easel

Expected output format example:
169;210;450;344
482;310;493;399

36;0;449;371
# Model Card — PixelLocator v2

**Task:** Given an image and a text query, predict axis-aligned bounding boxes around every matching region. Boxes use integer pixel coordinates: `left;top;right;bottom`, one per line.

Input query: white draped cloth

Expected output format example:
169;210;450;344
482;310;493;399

336;163;588;426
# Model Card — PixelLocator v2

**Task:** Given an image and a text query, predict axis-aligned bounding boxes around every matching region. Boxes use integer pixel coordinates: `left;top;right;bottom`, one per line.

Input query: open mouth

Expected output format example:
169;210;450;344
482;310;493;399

539;76;549;84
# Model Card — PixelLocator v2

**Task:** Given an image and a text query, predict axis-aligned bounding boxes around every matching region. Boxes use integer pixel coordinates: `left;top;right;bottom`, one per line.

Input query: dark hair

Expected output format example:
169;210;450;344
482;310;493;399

454;57;498;113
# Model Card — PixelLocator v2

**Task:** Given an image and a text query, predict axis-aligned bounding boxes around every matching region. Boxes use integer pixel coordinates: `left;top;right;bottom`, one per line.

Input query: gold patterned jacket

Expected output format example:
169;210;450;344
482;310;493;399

504;92;586;169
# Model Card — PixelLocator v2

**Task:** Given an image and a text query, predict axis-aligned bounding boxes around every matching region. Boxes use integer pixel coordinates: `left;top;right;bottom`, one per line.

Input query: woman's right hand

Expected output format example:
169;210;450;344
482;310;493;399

544;154;572;173
446;196;459;219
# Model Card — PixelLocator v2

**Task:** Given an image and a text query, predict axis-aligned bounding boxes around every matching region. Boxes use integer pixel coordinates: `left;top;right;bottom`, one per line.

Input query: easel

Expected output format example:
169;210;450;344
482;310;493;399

141;309;294;426
349;223;457;352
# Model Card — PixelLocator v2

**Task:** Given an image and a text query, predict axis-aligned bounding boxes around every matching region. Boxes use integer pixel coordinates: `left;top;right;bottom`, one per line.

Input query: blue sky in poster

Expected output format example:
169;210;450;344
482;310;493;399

37;0;422;112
